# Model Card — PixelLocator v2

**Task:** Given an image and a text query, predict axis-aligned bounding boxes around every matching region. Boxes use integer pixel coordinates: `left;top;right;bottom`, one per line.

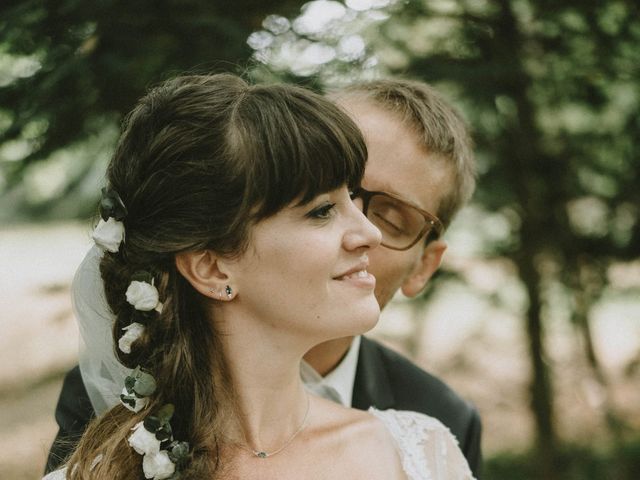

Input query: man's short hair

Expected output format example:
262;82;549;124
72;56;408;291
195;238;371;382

332;78;476;229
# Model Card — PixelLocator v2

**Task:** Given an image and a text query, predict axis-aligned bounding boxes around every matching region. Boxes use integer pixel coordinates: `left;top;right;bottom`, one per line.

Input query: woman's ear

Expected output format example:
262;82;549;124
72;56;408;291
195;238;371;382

400;240;447;298
175;250;236;300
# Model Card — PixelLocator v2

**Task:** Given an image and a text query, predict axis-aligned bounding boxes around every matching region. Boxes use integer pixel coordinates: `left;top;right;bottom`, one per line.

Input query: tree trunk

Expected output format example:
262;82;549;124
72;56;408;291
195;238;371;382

494;0;560;475
516;250;558;478
571;261;626;440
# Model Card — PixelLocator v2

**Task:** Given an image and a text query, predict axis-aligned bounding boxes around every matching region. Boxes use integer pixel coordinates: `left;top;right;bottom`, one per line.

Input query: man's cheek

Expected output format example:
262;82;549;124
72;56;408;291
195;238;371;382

374;282;394;309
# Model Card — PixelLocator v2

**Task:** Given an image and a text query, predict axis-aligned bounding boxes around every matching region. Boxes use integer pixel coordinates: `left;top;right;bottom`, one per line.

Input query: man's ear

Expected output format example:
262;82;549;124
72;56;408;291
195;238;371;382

400;240;447;298
175;250;232;299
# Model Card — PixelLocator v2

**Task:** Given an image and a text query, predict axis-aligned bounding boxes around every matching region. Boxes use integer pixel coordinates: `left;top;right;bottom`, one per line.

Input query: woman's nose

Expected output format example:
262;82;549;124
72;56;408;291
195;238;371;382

343;201;382;251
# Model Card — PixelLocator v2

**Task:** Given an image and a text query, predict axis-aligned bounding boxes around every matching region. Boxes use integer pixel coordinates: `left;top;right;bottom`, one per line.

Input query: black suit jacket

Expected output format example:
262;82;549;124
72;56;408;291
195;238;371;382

46;337;481;477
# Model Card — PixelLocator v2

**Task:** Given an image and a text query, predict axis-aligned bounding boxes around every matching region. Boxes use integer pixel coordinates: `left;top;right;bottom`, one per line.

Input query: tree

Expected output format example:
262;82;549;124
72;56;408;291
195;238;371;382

0;0;302;219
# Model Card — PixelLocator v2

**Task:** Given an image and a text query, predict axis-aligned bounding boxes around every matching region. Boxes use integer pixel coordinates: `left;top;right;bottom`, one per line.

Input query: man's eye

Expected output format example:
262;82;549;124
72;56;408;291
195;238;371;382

307;203;336;219
372;212;404;236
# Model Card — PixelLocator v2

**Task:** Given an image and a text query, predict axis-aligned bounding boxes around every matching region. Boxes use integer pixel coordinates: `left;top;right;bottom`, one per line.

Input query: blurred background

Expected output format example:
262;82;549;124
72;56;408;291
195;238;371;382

1;0;639;479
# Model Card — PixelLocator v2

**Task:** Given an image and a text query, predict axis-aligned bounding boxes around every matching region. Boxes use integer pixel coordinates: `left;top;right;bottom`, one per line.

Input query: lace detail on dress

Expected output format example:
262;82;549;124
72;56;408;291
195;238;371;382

369;408;475;480
43;468;66;480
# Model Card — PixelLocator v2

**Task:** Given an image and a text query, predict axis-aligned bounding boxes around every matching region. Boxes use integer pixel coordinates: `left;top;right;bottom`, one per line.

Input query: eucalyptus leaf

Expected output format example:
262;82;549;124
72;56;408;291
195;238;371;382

133;372;157;397
144;416;162;432
156;428;172;442
131;271;154;284
124;375;136;391
120;394;136;408
157;404;175;423
132;309;156;324
99;187;128;221
168;441;190;463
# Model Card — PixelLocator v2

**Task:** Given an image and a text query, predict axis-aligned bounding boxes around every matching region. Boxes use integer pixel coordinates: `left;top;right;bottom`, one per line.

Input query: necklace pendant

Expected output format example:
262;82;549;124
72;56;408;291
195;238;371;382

243;392;311;460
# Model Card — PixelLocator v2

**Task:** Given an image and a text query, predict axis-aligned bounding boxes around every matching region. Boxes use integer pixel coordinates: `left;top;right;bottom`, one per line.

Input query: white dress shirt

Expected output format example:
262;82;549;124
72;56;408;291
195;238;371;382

300;335;361;406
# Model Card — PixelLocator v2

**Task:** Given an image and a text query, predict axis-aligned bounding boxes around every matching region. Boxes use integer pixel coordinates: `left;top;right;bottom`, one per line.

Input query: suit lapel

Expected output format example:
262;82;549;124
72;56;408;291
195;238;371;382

352;337;395;410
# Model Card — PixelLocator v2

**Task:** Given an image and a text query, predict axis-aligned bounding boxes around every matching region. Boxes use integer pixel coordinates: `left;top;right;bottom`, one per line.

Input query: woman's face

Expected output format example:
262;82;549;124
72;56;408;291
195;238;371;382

227;186;382;343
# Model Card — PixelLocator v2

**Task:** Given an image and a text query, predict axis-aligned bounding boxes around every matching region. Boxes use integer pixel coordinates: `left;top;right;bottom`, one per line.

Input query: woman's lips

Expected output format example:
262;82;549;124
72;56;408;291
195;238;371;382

335;269;376;289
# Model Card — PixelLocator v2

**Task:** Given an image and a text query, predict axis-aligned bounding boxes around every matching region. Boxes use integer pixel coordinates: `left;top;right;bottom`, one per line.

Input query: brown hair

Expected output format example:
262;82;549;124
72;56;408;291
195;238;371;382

66;73;367;479
331;78;476;228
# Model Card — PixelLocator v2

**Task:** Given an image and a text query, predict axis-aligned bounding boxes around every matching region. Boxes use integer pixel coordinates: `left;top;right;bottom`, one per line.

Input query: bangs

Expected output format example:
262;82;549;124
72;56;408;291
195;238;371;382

227;84;367;221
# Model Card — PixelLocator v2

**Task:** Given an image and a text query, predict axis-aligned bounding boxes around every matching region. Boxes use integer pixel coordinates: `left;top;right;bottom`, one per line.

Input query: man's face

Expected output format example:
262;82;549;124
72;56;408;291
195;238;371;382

341;100;454;309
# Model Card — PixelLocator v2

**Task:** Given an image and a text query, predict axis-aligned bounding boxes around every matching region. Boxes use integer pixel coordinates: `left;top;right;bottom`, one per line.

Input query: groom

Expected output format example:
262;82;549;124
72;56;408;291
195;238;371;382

46;78;482;476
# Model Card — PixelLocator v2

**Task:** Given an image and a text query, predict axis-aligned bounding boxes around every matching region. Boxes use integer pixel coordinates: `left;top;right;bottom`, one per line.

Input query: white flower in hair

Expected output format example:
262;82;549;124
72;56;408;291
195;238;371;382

92;217;125;253
142;451;176;480
121;386;149;412
118;322;146;354
129;422;161;456
126;280;160;311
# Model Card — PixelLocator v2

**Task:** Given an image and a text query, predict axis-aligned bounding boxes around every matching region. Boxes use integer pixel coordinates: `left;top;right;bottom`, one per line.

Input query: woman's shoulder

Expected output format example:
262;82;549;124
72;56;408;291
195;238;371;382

368;408;476;480
368;407;451;439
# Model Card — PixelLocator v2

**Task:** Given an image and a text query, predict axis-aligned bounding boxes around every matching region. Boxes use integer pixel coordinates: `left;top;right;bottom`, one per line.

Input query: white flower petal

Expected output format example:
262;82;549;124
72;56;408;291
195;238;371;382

142;451;176;480
92;218;125;253
128;422;161;455
126;281;160;311
118;322;146;354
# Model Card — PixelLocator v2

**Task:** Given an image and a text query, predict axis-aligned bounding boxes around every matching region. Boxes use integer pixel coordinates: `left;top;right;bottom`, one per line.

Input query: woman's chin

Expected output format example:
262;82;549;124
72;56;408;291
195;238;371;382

347;299;381;336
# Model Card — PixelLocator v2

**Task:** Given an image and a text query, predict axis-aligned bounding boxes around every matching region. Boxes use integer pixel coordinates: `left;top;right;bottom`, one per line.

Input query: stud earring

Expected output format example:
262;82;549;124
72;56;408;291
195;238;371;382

225;285;233;298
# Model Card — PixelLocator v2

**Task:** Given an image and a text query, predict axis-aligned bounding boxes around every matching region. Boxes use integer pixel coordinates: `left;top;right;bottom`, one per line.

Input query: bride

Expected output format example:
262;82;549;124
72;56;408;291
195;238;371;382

45;73;474;479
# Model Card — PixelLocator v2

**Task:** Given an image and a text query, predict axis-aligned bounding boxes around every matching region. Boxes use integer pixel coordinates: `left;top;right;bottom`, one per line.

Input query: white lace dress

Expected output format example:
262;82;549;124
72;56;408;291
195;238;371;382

44;409;475;480
369;408;476;480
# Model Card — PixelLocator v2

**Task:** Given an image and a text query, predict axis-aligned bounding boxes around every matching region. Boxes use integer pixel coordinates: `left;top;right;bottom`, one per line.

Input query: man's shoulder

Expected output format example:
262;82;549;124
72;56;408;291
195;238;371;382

55;365;94;427
358;336;479;429
46;366;95;473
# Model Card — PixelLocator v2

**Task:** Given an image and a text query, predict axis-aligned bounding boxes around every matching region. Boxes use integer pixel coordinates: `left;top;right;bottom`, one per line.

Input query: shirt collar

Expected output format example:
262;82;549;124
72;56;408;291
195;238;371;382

300;335;361;406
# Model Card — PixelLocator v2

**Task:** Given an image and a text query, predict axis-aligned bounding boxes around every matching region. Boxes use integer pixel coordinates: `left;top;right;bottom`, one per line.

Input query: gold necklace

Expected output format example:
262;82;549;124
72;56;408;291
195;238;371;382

241;392;311;459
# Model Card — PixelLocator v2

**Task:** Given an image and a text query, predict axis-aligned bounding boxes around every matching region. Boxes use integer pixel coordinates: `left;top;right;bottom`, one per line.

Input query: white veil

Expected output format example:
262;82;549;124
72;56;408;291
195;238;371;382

72;245;130;415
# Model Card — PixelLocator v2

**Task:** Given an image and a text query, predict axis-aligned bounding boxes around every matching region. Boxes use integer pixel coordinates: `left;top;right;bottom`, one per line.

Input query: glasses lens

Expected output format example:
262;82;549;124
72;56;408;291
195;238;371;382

367;194;427;249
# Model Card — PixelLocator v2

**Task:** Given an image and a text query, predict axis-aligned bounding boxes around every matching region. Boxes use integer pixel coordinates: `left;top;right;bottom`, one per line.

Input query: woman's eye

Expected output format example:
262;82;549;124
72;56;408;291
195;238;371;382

307;203;336;220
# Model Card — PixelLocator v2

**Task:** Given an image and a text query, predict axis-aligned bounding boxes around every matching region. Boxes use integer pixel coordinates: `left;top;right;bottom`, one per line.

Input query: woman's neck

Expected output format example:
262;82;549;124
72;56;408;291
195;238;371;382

215;307;312;454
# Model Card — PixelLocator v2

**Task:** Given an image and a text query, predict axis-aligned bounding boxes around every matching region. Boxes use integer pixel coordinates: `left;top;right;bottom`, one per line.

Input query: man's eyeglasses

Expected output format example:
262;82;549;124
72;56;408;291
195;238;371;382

350;187;444;251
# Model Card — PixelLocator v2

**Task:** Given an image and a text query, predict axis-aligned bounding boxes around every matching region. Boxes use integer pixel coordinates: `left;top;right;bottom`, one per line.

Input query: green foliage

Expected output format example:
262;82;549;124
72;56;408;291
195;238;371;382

0;0;303;220
251;0;640;259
